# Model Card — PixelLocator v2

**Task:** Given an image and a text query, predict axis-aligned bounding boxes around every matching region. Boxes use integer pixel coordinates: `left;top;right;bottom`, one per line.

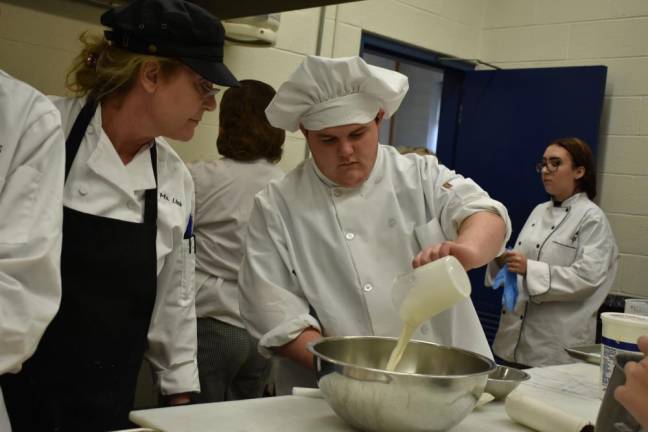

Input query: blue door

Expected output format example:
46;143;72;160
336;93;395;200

436;66;607;344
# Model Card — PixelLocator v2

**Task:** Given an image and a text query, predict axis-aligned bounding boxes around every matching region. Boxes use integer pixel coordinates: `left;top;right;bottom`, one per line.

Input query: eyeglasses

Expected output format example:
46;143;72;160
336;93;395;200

182;65;221;99
535;158;563;173
194;78;221;98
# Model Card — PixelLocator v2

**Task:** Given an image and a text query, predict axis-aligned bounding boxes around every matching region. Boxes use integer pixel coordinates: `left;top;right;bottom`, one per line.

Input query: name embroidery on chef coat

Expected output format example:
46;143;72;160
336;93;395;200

159;192;182;207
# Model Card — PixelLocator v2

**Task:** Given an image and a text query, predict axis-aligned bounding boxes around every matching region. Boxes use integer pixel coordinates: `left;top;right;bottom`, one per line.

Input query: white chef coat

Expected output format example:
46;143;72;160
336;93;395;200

0;70;64;374
239;145;511;391
51;96;199;395
189;158;284;328
486;192;619;367
0;70;65;431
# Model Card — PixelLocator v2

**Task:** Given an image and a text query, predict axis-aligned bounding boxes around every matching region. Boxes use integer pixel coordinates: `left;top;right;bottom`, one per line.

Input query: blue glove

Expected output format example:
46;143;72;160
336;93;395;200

493;264;518;312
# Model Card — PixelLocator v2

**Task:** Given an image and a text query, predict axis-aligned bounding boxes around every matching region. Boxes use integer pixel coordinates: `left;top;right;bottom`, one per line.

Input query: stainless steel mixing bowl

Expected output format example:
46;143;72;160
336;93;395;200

484;364;530;400
307;336;496;432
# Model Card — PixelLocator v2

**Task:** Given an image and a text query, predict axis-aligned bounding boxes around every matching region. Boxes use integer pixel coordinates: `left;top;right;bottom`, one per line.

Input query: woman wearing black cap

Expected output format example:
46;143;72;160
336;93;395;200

0;0;238;430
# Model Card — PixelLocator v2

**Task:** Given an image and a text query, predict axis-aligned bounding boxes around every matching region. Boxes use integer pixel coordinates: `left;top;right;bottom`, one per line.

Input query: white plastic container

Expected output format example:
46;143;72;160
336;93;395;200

386;256;471;371
624;298;648;316
600;312;648;390
392;255;471;327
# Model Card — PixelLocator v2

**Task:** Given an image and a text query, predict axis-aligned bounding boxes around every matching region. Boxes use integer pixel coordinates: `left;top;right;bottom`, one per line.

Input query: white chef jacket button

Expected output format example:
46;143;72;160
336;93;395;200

374;176;382;184
363;283;373;292
345;232;355;240
78;187;88;196
388;218;396;227
420;324;429;334
333;189;343;197
88;125;95;135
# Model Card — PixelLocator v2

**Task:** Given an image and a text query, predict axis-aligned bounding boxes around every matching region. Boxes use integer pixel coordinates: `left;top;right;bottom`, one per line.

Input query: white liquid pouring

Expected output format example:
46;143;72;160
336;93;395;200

385;324;416;371
385;256;471;372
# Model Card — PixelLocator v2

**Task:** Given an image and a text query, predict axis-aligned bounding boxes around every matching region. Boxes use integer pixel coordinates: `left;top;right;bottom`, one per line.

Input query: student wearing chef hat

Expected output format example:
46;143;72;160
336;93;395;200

0;0;238;430
238;55;512;393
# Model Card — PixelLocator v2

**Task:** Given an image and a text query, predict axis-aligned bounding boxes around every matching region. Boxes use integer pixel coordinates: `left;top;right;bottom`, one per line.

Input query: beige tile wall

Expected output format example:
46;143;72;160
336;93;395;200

0;0;485;173
0;0;104;95
481;0;648;297
0;0;313;173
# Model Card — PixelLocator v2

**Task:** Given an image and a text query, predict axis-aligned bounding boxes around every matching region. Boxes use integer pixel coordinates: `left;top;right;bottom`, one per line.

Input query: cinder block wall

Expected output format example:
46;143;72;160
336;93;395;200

0;0;485;172
480;0;648;298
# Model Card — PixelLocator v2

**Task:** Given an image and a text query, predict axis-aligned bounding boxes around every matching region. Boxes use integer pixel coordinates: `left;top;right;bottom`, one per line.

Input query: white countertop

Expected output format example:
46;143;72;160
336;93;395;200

129;363;602;432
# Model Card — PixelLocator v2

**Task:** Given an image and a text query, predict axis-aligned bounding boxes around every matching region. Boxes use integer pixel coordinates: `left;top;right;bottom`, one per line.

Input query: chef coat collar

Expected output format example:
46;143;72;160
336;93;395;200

83;98;157;198
125;141;157;191
310;158;339;188
552;192;586;208
309;144;384;194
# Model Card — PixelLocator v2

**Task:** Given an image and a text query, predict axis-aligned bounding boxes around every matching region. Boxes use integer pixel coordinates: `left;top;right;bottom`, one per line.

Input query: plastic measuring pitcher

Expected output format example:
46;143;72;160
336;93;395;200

392;255;471;327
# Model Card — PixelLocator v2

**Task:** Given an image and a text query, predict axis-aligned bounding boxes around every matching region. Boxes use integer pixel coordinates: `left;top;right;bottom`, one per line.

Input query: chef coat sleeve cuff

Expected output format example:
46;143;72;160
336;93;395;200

442;188;511;251
525;259;551;299
475;202;511;257
155;359;200;395
258;314;322;357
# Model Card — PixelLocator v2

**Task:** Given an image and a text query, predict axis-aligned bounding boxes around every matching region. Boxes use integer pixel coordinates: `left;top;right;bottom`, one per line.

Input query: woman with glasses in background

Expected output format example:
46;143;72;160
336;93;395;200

0;0;239;430
485;137;619;368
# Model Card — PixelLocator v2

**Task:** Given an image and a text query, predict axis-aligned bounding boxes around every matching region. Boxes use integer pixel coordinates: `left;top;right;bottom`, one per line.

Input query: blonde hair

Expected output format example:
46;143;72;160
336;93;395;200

66;32;182;101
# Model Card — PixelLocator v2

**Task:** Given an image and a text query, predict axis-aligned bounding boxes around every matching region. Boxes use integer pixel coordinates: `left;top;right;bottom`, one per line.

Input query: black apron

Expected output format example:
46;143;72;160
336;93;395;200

1;98;158;431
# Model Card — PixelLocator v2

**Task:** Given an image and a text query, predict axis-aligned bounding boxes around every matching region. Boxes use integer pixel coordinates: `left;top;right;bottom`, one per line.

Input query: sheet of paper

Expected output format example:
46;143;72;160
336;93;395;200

513;363;602;424
524;366;601;401
505;392;594;432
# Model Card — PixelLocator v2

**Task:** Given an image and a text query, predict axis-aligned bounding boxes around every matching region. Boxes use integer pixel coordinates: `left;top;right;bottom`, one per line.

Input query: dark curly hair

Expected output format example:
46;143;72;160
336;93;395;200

216;79;285;163
550;137;597;199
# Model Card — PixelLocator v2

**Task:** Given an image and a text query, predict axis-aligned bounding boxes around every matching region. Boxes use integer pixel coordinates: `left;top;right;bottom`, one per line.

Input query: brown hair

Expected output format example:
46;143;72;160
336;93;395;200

550;137;597;199
66;32;182;101
217;79;285;163
397;146;435;156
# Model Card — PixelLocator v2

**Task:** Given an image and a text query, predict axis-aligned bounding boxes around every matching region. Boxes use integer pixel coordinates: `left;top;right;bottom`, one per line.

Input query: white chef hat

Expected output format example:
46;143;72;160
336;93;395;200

265;55;409;132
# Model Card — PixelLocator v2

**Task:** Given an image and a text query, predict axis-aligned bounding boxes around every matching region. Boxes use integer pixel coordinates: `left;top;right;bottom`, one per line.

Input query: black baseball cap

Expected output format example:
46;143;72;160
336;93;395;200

101;0;239;87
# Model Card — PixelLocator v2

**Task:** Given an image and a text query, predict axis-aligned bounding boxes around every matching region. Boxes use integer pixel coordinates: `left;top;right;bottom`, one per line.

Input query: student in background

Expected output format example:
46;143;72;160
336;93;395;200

0;69;65;432
189;80;285;402
486;137;618;368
